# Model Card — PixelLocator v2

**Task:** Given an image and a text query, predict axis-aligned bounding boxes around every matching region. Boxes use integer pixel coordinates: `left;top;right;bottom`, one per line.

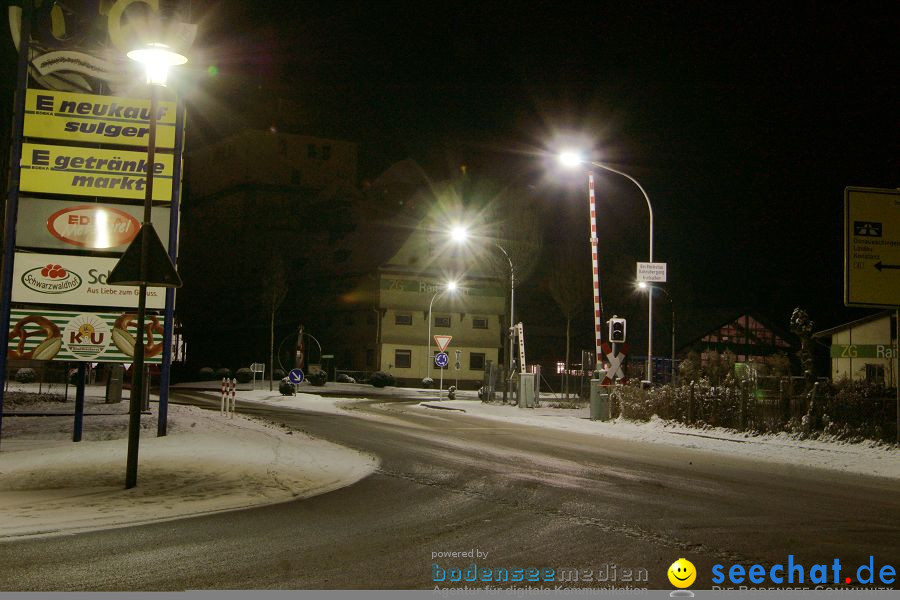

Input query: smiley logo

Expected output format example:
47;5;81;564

668;558;696;588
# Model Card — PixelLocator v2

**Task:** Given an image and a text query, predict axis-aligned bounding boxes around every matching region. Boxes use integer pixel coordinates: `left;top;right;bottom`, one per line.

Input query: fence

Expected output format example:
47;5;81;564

607;377;897;442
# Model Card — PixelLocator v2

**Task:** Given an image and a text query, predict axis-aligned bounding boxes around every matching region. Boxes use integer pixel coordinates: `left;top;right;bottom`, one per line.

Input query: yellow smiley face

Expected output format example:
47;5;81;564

668;558;697;588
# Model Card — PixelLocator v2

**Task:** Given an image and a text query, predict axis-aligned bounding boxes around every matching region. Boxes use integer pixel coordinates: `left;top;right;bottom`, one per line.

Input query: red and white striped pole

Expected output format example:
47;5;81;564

588;173;603;370
230;378;236;418
220;378;226;415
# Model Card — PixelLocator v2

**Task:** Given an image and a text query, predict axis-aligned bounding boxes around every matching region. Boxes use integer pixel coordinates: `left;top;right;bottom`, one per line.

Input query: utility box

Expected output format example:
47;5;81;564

518;372;536;408
590;373;610;421
106;364;124;404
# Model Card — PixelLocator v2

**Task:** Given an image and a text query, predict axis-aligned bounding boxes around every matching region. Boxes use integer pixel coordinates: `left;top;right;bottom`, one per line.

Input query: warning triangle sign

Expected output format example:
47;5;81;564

433;335;452;353
107;223;183;288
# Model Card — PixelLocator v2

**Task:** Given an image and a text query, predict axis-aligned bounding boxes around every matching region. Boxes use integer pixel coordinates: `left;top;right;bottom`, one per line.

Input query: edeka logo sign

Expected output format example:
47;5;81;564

24;89;176;148
17;197;171;253
11;252;166;310
46;205;140;249
19;143;173;201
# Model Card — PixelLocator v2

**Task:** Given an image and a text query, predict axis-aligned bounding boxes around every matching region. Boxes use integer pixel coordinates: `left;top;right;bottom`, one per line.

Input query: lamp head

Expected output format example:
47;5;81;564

638;281;649;290
445;280;458;293
449;225;469;244
128;42;188;86
558;151;584;169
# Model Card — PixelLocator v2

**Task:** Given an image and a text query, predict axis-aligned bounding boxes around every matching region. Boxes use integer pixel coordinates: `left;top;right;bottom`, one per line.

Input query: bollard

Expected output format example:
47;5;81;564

220;378;227;416
229;378;237;418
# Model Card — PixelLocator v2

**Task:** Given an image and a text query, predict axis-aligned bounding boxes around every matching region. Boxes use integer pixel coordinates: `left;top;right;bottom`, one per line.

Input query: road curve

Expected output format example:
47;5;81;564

0;392;896;591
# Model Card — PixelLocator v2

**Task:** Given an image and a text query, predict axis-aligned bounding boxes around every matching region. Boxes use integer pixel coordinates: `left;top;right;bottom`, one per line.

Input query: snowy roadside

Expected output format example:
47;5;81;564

0;389;378;541
415;399;899;480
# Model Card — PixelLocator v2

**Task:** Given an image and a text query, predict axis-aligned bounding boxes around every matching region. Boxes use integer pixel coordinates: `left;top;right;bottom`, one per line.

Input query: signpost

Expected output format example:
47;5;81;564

250;362;265;388
844;187;900;308
289;368;305;384
637;262;667;283
434;352;449;400
843;186;900;444
434;334;452;353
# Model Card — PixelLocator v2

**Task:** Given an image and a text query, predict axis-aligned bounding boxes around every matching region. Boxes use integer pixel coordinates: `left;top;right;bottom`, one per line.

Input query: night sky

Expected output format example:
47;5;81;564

185;1;897;335
1;1;898;358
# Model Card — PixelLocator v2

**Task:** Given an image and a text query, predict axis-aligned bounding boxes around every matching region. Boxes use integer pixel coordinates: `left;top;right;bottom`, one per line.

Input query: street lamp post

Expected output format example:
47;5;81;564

640;283;675;383
426;280;458;380
560;152;655;382
121;43;187;489
450;226;515;375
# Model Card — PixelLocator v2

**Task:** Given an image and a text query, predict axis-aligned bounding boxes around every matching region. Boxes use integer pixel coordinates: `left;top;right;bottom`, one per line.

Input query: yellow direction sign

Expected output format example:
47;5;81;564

19;143;173;201
845;187;900;308
24;89;176;148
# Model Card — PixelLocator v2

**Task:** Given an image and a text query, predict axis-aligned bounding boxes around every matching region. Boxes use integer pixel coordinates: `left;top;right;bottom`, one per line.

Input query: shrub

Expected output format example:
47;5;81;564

279;379;295;396
370;371;395;388
198;367;215;381
336;373;356;384
421;377;434;389
307;370;327;386
235;368;253;384
215;367;232;379
15;368;36;383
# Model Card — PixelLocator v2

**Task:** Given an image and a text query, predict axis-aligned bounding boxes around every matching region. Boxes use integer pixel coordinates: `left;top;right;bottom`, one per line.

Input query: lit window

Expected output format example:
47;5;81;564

556;361;565;374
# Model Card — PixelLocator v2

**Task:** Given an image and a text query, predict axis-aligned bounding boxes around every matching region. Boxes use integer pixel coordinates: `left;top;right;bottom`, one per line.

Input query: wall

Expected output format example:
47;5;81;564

829;314;897;386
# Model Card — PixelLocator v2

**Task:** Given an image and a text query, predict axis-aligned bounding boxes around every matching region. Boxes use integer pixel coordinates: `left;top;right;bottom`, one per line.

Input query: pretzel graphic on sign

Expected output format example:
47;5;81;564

8;315;62;360
112;313;164;358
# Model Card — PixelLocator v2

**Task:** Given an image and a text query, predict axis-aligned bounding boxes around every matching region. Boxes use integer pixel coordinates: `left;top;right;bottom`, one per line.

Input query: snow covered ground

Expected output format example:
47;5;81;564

414;399;900;480
0;385;377;540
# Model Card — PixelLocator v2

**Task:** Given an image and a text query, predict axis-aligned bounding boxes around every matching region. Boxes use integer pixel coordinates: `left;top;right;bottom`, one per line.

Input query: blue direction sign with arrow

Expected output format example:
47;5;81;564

434;352;449;368
288;368;305;384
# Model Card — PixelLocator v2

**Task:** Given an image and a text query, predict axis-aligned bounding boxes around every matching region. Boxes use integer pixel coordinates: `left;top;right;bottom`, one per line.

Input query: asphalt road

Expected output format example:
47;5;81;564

0;392;897;591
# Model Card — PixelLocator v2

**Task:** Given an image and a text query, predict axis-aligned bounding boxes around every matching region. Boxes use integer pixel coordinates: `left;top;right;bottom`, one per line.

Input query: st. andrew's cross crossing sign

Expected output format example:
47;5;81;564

601;341;629;385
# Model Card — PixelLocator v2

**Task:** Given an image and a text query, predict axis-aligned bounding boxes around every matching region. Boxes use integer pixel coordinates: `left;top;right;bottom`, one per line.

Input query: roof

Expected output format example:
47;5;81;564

812;310;894;338
676;307;796;352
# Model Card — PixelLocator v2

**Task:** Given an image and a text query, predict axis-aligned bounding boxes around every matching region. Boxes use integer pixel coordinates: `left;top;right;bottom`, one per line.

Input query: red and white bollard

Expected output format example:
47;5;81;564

221;377;236;417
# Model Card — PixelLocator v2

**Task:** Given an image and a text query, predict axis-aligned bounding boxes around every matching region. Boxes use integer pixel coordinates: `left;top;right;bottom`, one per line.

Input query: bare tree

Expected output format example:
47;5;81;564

260;254;288;391
547;240;590;397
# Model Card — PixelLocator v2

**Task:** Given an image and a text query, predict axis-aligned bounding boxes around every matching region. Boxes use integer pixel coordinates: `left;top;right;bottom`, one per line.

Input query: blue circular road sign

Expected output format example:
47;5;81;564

289;368;305;384
434;352;449;368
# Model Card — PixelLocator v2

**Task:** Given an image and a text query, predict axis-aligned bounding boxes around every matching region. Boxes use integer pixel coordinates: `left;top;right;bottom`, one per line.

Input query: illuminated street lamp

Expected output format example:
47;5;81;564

639;282;676;383
117;42;186;489
426;280;459;380
559;151;656;382
450;226;516;374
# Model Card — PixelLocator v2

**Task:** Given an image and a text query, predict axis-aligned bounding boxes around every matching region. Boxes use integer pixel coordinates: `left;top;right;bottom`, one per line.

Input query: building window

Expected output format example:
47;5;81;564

472;317;488;329
865;364;885;385
395;313;412;326
344;313;353;326
434;315;451;328
395;349;412;369
321;145;331;160
556;361;565;374
470;352;485;370
307;144;318;158
291;168;301;184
